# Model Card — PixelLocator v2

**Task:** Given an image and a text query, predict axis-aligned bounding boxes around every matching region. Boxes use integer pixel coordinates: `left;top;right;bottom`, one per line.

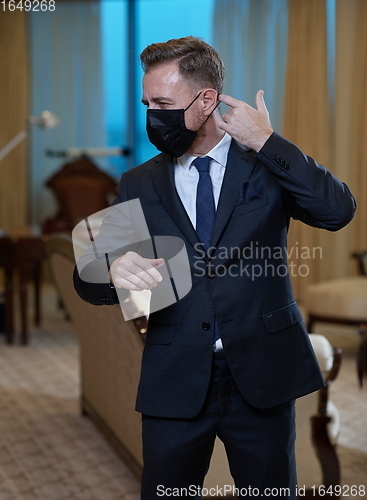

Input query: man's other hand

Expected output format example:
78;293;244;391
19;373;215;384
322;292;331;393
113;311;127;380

218;90;273;152
110;251;164;291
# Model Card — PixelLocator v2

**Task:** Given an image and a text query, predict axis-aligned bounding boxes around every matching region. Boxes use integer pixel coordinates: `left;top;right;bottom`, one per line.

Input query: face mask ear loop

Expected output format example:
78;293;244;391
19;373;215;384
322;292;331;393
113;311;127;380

202;100;220;125
184;91;202;112
183;92;220;132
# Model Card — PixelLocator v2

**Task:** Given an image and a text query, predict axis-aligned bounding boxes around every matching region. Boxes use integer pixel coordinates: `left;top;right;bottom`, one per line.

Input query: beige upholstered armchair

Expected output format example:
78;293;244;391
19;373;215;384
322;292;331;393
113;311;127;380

47;234;342;497
305;251;367;332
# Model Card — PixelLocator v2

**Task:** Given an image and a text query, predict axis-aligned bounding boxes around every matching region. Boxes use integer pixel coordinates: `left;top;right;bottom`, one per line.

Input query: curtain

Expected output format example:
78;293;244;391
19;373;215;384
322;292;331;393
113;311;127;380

28;1;105;225
0;12;29;228
333;0;359;278
284;0;367;294
350;0;367;253
213;0;289;133
282;0;331;301
214;0;363;301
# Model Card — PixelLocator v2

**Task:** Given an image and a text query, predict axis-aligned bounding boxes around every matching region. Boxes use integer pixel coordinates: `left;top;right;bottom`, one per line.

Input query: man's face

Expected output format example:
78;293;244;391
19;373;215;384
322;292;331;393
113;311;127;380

142;61;203;132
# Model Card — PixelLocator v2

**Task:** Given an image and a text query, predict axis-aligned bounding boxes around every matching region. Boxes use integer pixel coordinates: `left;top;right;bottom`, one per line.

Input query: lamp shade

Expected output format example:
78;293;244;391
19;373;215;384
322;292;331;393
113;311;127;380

0;111;59;162
28;111;59;129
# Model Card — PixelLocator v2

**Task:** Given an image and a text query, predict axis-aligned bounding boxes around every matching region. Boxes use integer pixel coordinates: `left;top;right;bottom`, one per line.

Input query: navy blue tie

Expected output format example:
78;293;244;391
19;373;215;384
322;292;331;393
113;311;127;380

193;156;220;344
193;156;215;253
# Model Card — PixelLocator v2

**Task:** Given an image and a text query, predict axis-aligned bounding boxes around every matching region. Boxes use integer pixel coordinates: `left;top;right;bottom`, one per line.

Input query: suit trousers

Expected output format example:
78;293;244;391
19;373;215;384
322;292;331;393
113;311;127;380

141;351;297;499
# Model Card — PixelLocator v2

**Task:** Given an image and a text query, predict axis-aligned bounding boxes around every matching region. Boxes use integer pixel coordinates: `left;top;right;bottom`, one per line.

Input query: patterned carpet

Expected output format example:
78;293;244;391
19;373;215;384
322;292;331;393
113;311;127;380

0;286;366;499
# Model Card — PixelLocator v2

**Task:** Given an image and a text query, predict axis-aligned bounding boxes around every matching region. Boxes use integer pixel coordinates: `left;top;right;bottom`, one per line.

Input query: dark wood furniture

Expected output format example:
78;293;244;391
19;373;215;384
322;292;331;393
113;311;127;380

306;251;367;389
43;156;118;234
310;347;342;498
0;237;15;344
0;233;45;345
352;250;367;277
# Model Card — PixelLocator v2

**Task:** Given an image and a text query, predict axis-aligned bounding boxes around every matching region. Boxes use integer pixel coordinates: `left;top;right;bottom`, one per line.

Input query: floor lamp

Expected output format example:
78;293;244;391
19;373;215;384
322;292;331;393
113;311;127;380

0;111;59;162
0;111;59;345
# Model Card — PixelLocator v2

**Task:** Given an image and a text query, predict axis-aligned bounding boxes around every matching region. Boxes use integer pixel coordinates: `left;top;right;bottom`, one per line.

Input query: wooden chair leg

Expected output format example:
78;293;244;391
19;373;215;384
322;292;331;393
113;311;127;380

307;315;316;332
311;413;341;489
19;271;29;345
5;268;14;344
308;348;342;496
34;262;41;326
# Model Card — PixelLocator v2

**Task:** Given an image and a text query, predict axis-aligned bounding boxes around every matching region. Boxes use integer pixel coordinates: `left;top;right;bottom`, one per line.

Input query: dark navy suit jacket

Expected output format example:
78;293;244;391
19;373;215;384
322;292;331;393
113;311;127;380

74;132;356;418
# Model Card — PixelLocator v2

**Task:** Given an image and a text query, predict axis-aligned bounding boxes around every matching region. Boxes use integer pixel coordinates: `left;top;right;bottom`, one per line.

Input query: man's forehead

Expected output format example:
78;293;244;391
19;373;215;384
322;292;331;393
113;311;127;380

143;61;183;87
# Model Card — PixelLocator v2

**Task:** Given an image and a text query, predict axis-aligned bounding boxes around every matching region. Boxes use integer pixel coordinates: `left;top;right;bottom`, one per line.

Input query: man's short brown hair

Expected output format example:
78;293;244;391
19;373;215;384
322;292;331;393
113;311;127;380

140;36;225;94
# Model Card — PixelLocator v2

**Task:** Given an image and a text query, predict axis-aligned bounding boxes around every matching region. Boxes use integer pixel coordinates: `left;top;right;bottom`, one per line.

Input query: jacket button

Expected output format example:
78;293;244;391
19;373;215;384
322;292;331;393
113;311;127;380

202;322;211;330
207;270;216;279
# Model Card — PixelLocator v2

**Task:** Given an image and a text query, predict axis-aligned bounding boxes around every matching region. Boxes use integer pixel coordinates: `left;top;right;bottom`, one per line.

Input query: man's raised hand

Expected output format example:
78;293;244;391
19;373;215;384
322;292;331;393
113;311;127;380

110;251;165;291
218;90;273;152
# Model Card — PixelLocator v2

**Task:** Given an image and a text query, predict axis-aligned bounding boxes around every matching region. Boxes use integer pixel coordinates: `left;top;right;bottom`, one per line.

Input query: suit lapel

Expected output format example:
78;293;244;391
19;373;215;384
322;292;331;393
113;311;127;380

150;154;201;248
211;140;257;248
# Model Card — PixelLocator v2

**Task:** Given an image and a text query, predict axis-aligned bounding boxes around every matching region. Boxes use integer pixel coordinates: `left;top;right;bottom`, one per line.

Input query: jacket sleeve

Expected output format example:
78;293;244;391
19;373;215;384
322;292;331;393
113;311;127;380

73;173;148;306
255;132;356;230
73;265;123;305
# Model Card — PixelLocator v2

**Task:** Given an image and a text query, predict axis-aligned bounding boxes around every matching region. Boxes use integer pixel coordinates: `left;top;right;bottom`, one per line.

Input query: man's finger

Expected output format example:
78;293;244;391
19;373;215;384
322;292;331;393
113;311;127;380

255;90;267;114
115;263;161;289
136;257;164;282
217;119;230;133
218;93;241;108
114;276;153;291
150;258;165;268
111;254;165;289
118;263;157;288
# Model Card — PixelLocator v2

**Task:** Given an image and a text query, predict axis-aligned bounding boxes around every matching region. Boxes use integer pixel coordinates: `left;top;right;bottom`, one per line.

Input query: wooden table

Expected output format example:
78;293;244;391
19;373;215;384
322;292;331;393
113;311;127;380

0;229;46;345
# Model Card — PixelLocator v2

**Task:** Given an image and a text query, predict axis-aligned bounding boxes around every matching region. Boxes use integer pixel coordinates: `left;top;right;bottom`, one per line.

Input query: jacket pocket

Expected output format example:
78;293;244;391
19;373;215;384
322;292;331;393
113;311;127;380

231;196;268;218
262;302;303;333
145;325;173;345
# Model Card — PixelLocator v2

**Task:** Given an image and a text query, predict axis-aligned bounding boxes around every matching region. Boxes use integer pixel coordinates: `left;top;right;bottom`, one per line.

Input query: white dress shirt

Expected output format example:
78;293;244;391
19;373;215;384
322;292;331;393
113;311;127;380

174;132;232;351
174;132;232;227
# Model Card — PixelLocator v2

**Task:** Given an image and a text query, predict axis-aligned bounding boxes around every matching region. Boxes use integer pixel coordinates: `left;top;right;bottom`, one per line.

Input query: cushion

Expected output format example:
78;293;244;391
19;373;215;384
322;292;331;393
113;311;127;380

305;277;367;320
308;333;334;373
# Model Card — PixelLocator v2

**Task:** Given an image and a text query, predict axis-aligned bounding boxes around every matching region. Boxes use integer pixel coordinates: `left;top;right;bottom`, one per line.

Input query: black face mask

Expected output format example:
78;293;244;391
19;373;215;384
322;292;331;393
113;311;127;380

146;92;211;158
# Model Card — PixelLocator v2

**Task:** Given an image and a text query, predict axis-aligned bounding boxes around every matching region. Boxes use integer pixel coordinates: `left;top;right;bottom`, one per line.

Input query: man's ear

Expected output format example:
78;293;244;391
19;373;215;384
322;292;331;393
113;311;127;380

202;89;218;115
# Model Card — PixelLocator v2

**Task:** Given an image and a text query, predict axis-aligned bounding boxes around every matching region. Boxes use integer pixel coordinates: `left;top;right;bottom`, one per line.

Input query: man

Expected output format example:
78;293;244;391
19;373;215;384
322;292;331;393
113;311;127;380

74;36;355;498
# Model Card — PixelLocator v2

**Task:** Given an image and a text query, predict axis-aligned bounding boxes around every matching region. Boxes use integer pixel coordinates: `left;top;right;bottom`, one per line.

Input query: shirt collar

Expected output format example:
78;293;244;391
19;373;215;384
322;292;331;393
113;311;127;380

176;132;232;170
